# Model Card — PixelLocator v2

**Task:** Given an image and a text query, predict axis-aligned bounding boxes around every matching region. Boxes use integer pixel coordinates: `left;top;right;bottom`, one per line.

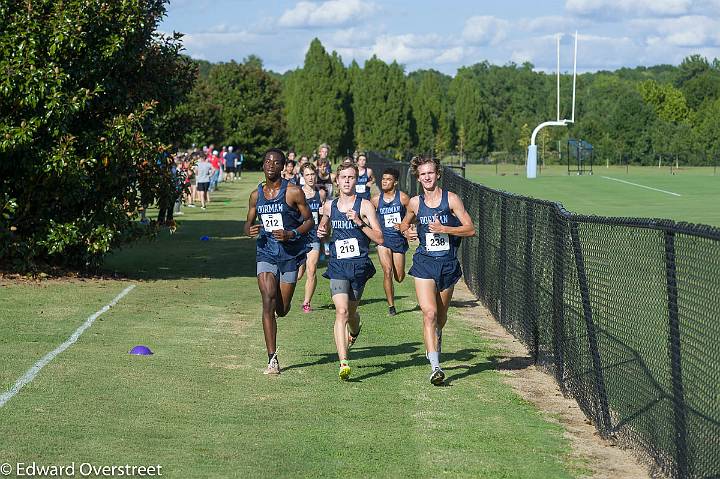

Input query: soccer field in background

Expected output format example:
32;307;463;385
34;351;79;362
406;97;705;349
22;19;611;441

464;165;720;227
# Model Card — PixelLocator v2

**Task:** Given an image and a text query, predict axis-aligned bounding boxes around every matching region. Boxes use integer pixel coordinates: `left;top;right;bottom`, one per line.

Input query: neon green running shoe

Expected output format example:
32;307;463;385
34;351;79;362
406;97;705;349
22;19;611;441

339;363;351;381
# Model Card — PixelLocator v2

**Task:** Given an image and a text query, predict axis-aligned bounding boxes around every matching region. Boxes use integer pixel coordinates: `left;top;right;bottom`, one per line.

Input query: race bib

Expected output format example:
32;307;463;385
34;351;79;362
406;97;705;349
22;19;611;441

384;212;401;228
312;211;319;224
336;238;360;259
261;213;284;232
355;184;366;194
425;233;450;252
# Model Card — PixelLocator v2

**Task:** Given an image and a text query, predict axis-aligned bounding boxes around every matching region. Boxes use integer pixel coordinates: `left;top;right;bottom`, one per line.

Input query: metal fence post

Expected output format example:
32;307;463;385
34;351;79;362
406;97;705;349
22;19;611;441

525;202;538;361
499;196;508;325
477;189;486;304
664;230;689;478
552;209;566;390
570;221;612;437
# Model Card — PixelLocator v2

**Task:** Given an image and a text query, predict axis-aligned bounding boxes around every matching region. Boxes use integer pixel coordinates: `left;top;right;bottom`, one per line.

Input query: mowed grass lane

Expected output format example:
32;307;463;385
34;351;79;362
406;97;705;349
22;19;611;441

0;175;583;478
466;164;720;227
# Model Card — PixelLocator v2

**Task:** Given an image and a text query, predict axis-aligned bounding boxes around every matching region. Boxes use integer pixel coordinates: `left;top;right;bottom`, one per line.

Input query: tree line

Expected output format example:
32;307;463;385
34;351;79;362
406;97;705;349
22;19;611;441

3;13;718;272
183;38;720;168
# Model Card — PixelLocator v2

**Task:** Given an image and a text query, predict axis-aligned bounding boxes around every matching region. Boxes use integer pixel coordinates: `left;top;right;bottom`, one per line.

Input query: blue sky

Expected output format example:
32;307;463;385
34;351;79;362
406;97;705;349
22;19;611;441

159;0;720;74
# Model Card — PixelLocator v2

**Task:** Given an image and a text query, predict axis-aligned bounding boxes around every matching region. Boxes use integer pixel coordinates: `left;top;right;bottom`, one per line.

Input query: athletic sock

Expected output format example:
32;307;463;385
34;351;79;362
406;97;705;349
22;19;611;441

428;351;440;370
340;359;349;367
268;352;276;363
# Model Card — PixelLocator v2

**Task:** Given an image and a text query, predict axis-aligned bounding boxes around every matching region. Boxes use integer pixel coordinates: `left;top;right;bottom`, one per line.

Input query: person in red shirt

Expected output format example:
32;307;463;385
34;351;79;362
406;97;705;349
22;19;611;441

209;150;221;192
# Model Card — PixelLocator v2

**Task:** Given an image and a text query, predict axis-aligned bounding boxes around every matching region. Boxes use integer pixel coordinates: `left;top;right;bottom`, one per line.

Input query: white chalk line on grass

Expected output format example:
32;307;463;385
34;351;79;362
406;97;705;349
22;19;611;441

0;284;136;408
601;176;682;197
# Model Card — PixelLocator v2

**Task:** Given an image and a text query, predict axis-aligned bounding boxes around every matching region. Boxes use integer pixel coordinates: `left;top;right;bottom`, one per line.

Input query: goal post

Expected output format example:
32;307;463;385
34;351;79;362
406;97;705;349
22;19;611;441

527;32;578;179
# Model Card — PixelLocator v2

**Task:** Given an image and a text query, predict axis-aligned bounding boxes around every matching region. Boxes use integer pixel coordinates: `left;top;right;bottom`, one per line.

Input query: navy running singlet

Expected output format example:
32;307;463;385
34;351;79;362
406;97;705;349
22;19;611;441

329;197;370;261
305;189;322;243
355;168;371;200
255;179;307;267
377;190;408;253
415;189;461;258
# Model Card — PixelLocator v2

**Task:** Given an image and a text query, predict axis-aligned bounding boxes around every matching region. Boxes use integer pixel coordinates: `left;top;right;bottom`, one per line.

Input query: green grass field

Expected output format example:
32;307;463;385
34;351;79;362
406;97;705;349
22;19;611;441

464;164;720;227
0;175;586;478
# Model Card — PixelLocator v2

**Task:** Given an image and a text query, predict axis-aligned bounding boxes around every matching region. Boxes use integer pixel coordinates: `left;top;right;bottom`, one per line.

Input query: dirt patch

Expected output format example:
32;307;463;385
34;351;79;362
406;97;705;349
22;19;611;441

451;281;653;479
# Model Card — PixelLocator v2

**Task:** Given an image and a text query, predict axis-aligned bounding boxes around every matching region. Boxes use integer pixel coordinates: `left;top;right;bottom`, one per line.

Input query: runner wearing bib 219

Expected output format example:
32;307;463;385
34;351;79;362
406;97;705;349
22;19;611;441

316;158;384;381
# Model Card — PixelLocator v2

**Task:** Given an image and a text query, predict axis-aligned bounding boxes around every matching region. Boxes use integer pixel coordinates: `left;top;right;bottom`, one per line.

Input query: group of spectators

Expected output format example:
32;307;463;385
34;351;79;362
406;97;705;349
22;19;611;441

181;144;244;210
141;144;244;226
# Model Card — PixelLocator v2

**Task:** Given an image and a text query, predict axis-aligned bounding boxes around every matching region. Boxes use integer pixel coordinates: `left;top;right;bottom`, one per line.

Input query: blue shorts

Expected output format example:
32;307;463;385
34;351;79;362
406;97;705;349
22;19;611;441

307;241;321;252
379;233;408;254
409;254;461;292
257;262;299;283
256;250;307;274
323;258;376;294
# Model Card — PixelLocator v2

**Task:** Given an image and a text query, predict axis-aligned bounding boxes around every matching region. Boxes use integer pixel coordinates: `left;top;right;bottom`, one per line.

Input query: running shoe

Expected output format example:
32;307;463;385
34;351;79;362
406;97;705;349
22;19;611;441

348;323;362;349
302;303;311;313
388;306;397;316
339;363;351;381
429;367;445;386
263;354;280;375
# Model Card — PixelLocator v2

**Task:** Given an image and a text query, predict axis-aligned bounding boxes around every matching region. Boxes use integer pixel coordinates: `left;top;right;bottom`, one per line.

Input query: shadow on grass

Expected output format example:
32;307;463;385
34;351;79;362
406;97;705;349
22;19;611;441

443;354;533;386
102;220;257;280
283;342;423;374
317;296;409;310
449;299;480;308
284;343;526;385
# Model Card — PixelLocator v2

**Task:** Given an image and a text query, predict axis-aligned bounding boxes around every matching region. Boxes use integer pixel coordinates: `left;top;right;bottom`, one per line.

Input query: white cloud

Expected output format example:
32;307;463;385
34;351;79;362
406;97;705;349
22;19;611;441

324;26;378;47
278;0;378;28
181;31;258;50
462;16;509;46
371;34;439;63
566;0;692;17
435;47;464;64
631;15;720;47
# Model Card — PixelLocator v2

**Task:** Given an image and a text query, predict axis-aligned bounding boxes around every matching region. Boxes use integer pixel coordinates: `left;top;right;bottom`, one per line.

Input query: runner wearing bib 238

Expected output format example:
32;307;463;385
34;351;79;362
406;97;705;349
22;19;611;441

398;155;475;386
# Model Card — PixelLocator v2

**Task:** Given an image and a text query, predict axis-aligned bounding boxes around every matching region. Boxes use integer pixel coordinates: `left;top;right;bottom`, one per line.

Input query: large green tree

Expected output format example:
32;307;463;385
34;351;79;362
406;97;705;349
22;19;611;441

284;38;350;156
0;0;195;270
353;56;412;152
409;70;450;154
206;57;286;166
449;72;490;158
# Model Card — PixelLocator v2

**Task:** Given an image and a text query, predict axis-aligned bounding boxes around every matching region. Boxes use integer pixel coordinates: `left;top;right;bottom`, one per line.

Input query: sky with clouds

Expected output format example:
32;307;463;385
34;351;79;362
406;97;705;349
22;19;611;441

159;0;720;75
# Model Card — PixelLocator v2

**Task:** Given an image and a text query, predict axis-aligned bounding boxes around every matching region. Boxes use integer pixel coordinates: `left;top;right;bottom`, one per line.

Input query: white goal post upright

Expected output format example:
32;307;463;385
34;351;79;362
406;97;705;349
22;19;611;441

527;32;578;179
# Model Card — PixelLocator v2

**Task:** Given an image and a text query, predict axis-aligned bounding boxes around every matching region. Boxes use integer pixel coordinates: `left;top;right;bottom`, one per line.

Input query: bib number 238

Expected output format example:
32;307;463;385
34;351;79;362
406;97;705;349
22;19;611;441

336;238;360;259
425;233;450;252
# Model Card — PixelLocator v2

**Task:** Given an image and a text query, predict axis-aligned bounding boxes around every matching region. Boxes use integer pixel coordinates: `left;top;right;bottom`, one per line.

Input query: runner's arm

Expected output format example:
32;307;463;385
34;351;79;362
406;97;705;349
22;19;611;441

316;201;332;239
436;192;475;237
358;199;384;245
244;190;261;237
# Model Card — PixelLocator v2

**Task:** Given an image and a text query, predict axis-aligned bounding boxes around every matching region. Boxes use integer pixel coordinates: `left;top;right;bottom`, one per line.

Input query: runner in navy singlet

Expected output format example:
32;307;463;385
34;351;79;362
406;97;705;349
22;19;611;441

398;156;475;386
371;167;410;316
317;159;384;381
297;162;326;313
244;149;315;375
354;152;375;200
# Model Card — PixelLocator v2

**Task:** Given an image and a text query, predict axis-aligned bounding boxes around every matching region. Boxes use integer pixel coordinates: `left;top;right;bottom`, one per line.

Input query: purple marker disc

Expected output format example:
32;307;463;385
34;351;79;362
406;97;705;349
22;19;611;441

129;345;153;355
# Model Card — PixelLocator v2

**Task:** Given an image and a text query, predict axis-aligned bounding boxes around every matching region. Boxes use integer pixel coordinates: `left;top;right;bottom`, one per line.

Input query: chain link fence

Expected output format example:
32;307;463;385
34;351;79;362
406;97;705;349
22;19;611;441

368;151;720;479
